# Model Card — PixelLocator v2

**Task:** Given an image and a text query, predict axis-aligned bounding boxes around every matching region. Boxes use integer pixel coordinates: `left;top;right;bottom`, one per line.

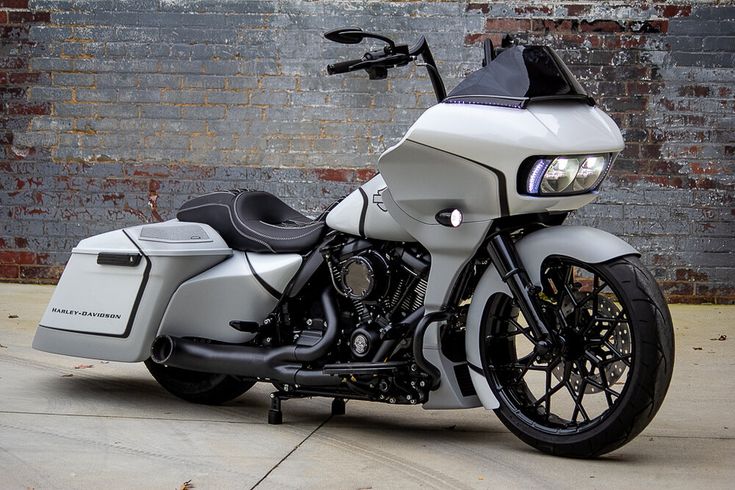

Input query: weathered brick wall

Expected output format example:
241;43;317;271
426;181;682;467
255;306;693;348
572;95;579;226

1;0;733;303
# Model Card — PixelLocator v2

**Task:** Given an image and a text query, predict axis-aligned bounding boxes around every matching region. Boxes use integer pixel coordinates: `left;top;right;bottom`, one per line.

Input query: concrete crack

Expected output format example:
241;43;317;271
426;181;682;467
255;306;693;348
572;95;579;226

250;414;334;489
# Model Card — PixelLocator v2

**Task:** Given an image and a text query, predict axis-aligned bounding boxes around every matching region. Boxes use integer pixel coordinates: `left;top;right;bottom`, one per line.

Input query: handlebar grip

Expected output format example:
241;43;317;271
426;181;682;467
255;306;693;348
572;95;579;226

327;58;363;75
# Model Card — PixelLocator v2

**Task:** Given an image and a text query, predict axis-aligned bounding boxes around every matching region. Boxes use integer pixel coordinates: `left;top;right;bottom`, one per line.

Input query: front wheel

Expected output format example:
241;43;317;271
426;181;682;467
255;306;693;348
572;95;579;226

481;255;674;458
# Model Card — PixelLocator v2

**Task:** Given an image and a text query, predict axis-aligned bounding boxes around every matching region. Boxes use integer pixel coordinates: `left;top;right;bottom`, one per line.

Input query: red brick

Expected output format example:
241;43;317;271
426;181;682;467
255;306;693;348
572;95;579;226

0;25;31;41
533;19;575;33
660;281;694;296
660;5;692;17
696;284;735;299
0;12;7;24
0;265;19;279
675;269;709;282
580;20;624;33
19;265;63;282
8;72;40;84
0;250;35;264
313;168;351;182
466;3;489;14
8;11;50;24
561;33;602;48
355;168;377;182
637;20;668;33
7;101;49;115
620;35;647;49
678;85;710;97
514;5;553;15
667;294;714;304
0;57;25;69
485;19;533;33
0;1;29;8
566;4;590;16
690;163;722;175
464;33;488;45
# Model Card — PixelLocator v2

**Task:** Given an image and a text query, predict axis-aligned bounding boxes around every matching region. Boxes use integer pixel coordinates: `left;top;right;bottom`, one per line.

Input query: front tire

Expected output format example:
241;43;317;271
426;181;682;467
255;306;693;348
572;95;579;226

481;255;674;458
145;359;255;405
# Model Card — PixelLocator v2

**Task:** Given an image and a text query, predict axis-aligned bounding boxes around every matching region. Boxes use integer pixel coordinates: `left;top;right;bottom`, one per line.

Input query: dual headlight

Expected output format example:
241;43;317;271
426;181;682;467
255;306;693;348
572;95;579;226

521;153;614;196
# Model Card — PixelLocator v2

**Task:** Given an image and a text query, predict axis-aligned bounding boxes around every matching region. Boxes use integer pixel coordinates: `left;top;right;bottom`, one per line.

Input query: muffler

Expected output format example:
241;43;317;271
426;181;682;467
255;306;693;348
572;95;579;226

149;289;341;386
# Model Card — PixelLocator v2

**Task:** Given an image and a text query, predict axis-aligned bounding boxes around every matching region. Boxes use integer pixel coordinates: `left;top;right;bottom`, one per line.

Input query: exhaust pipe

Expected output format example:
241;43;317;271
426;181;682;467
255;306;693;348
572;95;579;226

412;311;448;390
150;289;341;386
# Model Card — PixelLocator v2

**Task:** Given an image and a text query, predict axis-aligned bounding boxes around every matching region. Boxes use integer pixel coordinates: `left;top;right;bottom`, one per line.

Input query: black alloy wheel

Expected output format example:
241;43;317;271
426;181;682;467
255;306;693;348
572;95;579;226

481;255;674;457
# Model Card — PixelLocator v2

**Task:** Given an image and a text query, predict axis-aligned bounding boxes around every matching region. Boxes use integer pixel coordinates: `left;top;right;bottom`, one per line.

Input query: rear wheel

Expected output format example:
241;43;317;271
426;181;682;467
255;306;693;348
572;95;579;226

481;255;674;458
145;359;255;405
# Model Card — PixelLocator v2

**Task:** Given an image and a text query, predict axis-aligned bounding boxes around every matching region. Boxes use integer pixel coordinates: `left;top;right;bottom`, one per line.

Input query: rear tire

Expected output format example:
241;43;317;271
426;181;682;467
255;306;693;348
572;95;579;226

482;255;674;458
145;359;255;405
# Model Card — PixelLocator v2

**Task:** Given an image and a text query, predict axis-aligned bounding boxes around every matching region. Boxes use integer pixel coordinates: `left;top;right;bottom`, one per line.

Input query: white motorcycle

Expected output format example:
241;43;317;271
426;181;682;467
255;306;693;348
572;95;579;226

34;29;674;458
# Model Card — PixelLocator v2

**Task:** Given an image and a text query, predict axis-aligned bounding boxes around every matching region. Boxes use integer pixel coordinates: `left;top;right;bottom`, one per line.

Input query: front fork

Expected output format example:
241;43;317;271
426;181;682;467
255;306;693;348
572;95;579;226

486;233;554;355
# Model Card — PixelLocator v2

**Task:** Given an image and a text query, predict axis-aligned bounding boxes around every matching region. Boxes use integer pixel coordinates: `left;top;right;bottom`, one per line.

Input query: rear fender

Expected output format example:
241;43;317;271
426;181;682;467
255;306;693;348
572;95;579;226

465;226;639;409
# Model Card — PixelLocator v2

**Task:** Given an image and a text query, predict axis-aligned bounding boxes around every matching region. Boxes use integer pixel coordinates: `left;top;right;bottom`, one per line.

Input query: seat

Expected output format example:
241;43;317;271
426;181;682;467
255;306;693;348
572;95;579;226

177;190;326;253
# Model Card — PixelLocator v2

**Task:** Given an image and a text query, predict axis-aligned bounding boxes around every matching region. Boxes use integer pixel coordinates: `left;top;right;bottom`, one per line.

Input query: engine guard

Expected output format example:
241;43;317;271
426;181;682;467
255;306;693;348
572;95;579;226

464;226;639;410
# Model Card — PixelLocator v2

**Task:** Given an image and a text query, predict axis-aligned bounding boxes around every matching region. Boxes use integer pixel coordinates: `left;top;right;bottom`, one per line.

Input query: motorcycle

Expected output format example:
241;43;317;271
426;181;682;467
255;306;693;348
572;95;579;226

33;28;675;458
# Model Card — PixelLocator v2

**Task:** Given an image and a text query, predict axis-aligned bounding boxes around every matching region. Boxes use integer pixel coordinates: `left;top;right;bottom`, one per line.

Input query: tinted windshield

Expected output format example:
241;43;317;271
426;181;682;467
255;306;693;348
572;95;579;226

445;45;592;108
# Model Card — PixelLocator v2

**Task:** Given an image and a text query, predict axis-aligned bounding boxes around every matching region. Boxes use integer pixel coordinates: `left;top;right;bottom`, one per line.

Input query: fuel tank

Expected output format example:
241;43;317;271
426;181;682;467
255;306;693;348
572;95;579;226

326;174;414;242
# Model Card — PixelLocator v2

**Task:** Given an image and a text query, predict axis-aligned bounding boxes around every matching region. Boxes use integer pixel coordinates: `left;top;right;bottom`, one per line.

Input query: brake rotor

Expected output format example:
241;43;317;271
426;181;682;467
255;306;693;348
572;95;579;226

552;295;631;394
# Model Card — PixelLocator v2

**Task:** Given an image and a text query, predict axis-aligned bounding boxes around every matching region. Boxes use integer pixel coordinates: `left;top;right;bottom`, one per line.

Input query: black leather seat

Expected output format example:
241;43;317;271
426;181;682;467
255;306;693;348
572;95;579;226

177;190;326;253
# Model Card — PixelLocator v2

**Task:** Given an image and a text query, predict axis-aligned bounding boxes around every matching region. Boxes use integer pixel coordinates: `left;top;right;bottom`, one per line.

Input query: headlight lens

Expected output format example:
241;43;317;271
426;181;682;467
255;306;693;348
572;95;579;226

524;154;612;195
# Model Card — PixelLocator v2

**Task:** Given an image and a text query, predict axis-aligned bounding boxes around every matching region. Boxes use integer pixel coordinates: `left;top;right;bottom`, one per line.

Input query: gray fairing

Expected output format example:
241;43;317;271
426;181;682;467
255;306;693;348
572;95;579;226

465;225;639;410
379;139;501;409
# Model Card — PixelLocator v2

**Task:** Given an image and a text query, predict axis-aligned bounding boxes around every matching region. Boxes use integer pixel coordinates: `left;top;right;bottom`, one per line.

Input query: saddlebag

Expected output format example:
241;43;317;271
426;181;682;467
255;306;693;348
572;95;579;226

33;220;232;362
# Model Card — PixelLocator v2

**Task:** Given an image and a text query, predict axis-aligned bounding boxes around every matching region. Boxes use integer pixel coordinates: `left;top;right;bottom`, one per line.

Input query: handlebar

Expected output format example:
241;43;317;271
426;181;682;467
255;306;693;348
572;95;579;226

324;33;446;102
327;58;363;75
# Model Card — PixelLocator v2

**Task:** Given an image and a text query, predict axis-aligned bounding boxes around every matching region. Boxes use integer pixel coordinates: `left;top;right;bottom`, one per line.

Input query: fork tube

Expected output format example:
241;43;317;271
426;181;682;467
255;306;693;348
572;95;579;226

487;234;553;350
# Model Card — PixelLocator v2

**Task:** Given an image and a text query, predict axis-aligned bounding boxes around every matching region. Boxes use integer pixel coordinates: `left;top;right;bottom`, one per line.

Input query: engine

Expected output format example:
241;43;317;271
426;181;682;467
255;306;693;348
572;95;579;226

325;238;429;362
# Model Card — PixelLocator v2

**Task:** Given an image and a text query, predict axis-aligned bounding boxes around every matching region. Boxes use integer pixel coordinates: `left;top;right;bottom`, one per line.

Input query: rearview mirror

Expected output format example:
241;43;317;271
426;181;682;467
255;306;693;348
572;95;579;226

324;27;365;44
324;27;396;49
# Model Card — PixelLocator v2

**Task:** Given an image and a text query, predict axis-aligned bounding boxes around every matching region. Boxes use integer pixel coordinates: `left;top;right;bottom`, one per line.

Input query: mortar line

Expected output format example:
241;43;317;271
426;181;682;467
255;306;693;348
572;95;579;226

250;414;334;490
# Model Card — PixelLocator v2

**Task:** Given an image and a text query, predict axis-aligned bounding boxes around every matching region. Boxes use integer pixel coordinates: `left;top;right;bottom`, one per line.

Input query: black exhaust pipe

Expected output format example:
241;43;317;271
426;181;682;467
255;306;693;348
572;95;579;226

150;289;341;386
412;311;448;390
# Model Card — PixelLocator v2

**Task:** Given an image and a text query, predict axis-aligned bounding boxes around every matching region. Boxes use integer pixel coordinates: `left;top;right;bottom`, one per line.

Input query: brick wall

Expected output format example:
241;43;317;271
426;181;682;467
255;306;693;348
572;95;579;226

1;0;733;303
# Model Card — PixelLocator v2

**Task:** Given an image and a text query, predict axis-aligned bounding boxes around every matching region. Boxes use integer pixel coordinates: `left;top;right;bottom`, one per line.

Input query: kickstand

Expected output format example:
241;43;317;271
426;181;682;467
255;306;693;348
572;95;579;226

268;392;284;425
331;398;346;416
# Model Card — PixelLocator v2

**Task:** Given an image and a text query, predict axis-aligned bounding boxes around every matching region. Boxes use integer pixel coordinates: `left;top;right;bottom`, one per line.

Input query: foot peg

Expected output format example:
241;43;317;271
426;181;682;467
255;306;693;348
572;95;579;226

229;320;260;333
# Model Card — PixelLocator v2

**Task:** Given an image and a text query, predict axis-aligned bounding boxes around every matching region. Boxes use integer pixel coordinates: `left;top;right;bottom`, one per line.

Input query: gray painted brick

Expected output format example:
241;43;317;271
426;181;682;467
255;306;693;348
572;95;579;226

180;106;226;120
140;105;180;119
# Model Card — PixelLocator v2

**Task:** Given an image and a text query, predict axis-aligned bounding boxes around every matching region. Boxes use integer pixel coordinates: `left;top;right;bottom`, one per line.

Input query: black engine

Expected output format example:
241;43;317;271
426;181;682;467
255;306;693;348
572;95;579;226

265;235;433;405
326;238;429;361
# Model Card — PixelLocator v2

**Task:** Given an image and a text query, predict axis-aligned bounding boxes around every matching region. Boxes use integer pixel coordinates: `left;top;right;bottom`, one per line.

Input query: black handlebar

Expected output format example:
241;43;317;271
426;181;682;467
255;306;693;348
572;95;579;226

327;58;363;75
324;30;446;103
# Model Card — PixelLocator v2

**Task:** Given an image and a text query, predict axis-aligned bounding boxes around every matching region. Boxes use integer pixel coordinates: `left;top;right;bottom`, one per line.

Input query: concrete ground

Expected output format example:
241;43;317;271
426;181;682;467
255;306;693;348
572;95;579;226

0;283;733;490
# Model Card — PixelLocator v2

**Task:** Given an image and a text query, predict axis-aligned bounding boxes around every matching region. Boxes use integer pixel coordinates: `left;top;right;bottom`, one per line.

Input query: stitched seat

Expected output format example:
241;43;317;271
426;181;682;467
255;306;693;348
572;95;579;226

177;190;326;253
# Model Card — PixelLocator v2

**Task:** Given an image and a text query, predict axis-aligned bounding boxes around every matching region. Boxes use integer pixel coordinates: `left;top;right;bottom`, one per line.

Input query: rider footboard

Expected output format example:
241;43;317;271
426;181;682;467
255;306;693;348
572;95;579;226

33;220;232;362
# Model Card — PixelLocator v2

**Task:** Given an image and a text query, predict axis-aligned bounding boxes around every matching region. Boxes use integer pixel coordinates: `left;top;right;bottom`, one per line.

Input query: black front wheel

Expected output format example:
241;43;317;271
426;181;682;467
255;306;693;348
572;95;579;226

481;255;674;458
145;359;255;405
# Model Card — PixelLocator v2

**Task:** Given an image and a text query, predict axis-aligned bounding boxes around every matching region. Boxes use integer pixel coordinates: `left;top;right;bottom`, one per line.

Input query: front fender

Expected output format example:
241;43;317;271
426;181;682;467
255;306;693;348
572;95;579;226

465;226;639;410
